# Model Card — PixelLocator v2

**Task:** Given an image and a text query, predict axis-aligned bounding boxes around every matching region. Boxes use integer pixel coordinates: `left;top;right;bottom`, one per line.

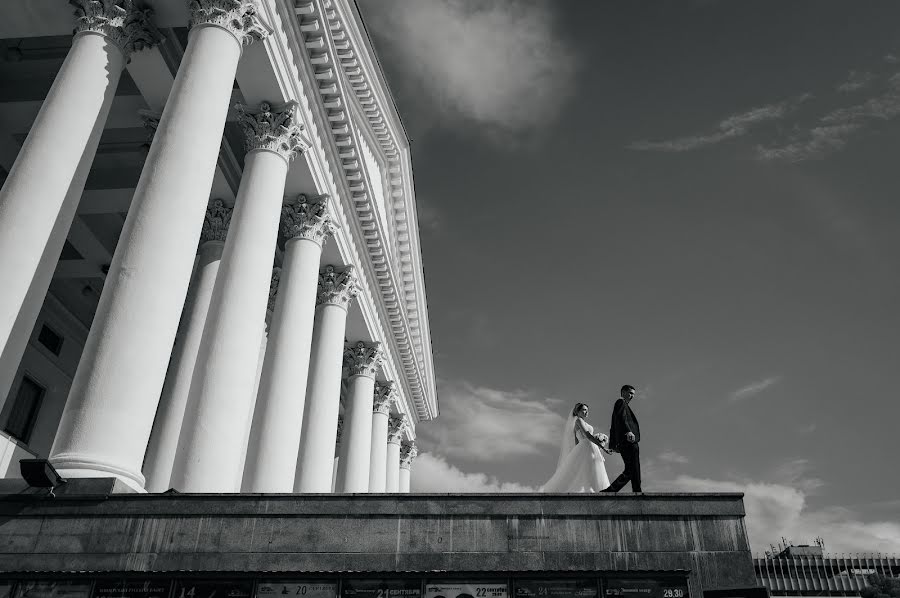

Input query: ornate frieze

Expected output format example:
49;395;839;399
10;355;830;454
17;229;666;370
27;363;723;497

373;381;397;415
267;267;281;314
280;194;336;247
199;199;232;244
387;414;407;445
316;265;358;309
235;101;306;162
343;341;384;379
71;0;161;57
399;441;418;469
188;0;269;46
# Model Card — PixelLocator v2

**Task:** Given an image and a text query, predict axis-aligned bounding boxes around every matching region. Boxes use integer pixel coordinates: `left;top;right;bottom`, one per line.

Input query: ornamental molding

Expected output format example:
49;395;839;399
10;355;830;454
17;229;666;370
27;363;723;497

267;267;281;313
399;441;418;469
316;264;358;309
71;0;162;57
343;341;384;379
189;0;270;46
373;381;397;415
293;0;436;421
235;101;307;161
200;199;232;244
281;193;337;246
387;414;407;445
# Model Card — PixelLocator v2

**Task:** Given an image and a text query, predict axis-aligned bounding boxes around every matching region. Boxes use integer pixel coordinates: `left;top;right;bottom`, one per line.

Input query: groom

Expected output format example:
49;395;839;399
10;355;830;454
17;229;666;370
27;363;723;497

602;384;642;493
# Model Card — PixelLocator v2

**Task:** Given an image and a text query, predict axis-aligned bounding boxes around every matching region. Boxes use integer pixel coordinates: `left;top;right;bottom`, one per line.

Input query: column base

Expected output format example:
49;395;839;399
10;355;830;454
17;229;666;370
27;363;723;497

49;453;147;493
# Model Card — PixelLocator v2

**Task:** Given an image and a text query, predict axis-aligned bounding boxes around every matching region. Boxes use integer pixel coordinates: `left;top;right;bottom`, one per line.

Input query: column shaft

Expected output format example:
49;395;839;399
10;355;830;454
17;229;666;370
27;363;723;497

235;324;268;490
368;411;389;492
386;440;401;492
399;466;411;492
335;375;375;493
50;23;246;490
243;238;322;492
294;304;349;492
0;31;124;356
172;148;290;492
142;240;224;492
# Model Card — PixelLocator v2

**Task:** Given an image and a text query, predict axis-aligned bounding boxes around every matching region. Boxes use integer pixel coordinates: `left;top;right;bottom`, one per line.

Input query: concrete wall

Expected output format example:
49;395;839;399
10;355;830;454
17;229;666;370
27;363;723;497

0;480;757;594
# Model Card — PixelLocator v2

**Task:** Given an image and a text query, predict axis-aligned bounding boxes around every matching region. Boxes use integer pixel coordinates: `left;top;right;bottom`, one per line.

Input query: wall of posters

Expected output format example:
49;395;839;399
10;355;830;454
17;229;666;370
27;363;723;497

256;583;337;598
604;579;689;598
341;580;421;598
425;582;508;598
172;580;253;598
515;579;597;598
92;580;171;598
15;581;93;598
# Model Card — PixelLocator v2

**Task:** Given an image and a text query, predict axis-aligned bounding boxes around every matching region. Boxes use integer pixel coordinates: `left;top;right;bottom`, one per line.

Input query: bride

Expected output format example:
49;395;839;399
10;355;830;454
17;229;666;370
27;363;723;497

541;402;611;492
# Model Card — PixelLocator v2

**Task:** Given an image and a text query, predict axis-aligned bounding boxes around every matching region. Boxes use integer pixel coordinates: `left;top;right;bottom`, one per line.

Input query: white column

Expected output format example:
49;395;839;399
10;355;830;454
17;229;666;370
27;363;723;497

399;441;418;493
294;265;358;493
142;200;231;492
49;2;269;491
367;381;396;492
335;341;384;493
236;318;269;490
243;195;336;492
171;101;304;493
331;416;343;493
385;414;406;492
0;2;157;359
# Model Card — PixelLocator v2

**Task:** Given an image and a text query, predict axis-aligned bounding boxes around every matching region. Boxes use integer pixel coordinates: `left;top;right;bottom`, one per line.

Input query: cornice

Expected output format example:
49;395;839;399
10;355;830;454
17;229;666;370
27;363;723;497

290;0;436;421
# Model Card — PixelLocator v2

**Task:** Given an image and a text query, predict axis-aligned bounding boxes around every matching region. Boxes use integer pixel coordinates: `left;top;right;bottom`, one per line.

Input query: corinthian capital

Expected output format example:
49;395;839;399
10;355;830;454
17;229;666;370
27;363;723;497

267;267;281;313
400;441;418;469
388;414;407;445
189;0;269;46
344;341;384;379
236;101;306;162
316;265;358;309
373;381;397;415
200;199;232;244
71;0;162;57
281;194;336;247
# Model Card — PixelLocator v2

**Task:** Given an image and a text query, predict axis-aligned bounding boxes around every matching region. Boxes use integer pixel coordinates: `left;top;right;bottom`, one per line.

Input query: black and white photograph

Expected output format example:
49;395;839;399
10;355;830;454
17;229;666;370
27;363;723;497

0;0;897;596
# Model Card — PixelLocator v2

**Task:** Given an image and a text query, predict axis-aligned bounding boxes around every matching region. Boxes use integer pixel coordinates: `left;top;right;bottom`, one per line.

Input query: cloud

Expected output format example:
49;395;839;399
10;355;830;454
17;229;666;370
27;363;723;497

755;124;861;162
658;450;690;465
362;0;576;134
837;71;876;93
415;380;565;462
411;452;537;492
628;95;810;152
664;475;900;554
728;376;781;402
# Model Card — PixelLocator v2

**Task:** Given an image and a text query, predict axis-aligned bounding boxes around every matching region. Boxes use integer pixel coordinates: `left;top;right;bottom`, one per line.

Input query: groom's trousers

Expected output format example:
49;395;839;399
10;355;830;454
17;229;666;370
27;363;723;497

607;443;641;492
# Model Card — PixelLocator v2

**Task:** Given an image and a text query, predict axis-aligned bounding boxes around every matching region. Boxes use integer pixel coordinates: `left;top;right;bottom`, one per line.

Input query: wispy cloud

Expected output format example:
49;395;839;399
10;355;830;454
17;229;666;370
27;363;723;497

837;70;876;93
415;380;565;462
362;0;576;135
756;124;861;162
628;95;810;152
411;452;537;492
662;474;900;554
728;376;781;402
658;450;690;465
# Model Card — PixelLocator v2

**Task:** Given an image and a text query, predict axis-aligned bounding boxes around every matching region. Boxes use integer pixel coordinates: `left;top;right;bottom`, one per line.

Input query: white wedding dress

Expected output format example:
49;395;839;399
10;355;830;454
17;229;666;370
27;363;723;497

541;415;610;493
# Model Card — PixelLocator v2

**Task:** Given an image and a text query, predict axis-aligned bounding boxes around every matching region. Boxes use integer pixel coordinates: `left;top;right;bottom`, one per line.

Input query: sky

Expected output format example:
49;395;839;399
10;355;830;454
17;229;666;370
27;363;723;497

359;0;900;554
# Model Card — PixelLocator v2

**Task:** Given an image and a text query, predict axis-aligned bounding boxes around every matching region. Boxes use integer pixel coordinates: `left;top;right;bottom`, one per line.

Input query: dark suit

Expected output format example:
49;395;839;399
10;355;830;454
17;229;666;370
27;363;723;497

606;398;641;492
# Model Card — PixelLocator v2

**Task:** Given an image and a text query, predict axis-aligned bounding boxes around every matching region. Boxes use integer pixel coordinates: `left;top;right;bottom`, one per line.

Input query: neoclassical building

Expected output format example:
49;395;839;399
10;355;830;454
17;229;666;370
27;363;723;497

0;0;436;494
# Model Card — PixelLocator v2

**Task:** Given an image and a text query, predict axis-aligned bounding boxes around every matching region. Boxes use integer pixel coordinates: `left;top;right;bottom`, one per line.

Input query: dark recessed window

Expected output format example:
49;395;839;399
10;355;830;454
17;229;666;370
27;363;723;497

37;324;63;356
4;375;45;444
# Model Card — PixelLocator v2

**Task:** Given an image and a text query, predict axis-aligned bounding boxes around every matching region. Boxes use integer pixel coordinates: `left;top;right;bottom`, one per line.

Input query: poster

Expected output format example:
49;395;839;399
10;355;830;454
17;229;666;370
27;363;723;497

425;583;508;598
172;581;253;598
256;583;337;598
92;580;171;598
341;580;421;598
604;579;688;598
515;580;597;598
16;581;92;598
